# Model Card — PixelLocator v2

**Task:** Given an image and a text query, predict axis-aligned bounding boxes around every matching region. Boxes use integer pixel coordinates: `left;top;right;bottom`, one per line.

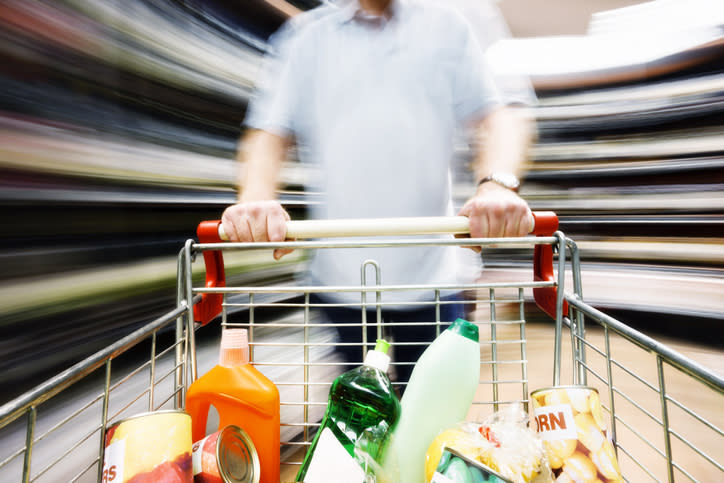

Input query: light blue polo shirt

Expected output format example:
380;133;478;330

245;0;503;303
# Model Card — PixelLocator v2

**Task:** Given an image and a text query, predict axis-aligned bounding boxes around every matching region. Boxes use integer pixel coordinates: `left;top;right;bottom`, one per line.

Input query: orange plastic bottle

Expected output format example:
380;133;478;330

186;328;280;483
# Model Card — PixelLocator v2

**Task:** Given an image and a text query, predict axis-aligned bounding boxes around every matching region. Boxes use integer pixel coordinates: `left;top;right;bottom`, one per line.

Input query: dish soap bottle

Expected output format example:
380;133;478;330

296;339;401;483
385;318;480;483
185;328;280;483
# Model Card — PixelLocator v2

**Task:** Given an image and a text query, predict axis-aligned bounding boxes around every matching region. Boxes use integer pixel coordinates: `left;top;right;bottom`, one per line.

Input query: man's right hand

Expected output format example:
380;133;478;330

221;200;294;260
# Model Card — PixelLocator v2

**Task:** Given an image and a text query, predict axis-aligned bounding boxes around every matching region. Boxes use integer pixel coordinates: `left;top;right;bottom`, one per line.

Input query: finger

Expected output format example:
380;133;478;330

462;202;488;239
510;214;522;238
519;207;534;237
222;208;246;242
220;218;235;242
508;203;531;237
235;217;253;242
246;205;270;242
526;210;535;235
266;207;289;242
269;207;292;259
487;204;505;238
273;247;294;260
221;207;238;241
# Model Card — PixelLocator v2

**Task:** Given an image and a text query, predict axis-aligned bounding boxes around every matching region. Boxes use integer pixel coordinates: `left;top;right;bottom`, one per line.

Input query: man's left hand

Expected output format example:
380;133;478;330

457;183;532;249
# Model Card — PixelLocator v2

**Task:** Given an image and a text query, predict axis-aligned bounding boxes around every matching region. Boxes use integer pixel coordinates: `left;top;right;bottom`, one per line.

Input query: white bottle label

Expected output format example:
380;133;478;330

102;439;125;483
431;473;454;483
304;427;366;483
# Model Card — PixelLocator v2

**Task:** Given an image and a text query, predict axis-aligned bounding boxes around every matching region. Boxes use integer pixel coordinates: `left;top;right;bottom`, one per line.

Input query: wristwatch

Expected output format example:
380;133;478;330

477;173;520;192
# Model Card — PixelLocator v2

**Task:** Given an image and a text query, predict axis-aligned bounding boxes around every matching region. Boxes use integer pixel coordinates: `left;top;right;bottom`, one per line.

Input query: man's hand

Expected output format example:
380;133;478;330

221;200;293;260
457;183;532;250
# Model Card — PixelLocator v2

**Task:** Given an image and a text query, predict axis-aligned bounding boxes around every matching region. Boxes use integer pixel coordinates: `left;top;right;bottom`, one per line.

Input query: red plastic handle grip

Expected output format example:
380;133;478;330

530;211;567;320
193;212;563;323
193;220;225;325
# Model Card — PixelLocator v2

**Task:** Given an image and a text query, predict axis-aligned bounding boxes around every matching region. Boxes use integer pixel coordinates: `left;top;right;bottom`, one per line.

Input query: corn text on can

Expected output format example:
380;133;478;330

531;386;623;483
102;409;192;483
192;425;260;483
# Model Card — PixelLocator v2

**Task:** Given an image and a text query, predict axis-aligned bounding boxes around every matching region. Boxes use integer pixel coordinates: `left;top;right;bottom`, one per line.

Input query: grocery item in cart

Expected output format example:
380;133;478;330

531;386;622;483
424;408;552;483
431;447;512;483
476;406;552;483
385;318;481;483
192;425;260;483
102;409;193;483
186;329;280;483
296;339;400;483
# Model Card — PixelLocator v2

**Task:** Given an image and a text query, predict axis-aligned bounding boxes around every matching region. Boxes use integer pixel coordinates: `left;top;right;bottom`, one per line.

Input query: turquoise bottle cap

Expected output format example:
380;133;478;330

375;339;390;354
448;318;479;342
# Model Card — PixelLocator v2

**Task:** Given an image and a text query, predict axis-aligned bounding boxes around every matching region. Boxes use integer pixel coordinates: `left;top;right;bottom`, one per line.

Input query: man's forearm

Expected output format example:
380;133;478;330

237;129;290;202
459;105;535;238
472;105;535;183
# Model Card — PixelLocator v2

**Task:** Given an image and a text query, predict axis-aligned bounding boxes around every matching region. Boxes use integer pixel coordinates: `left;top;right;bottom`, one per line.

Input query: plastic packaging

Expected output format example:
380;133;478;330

425;406;553;483
296;339;401;483
385;318;481;483
185;329;279;483
477;405;552;482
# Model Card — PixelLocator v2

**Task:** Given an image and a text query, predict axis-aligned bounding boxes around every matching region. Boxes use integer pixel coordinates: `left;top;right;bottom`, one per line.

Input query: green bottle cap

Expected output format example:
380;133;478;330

374;339;390;354
448;318;479;342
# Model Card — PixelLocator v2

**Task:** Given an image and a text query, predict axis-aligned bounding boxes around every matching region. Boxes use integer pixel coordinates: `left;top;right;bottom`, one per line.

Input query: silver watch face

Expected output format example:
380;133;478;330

492;173;520;189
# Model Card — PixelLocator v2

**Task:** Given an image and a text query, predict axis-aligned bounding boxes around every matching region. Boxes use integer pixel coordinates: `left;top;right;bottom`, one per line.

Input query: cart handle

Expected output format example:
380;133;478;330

193;212;561;324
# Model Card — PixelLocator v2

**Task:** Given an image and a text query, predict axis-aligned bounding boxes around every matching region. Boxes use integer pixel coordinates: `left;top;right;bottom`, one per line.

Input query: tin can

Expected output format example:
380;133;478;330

102;410;193;483
192;425;260;483
531;386;623;482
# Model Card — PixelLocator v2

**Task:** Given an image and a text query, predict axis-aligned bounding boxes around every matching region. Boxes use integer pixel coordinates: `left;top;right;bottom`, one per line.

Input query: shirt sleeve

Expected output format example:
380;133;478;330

450;12;504;123
446;0;538;107
243;20;307;137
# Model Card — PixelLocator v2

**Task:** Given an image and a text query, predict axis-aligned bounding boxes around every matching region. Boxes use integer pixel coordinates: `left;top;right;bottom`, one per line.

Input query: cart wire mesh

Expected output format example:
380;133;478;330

0;217;722;483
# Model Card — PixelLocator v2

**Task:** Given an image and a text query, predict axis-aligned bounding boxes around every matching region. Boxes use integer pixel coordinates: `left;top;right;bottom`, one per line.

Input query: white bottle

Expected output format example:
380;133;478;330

385;318;480;483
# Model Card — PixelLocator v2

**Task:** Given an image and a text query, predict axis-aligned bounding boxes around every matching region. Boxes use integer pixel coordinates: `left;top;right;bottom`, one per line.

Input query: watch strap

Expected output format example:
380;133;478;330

477;174;520;192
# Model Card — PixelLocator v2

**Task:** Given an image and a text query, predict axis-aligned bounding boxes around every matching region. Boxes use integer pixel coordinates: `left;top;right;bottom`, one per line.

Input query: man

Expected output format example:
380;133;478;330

222;0;533;383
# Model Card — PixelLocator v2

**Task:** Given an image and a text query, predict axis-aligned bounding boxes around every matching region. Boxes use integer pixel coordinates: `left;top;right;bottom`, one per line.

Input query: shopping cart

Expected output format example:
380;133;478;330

0;213;722;482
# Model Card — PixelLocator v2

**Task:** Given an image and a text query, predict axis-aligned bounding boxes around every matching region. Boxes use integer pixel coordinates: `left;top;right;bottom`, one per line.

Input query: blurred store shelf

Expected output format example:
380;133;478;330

488;1;724;343
488;0;724;90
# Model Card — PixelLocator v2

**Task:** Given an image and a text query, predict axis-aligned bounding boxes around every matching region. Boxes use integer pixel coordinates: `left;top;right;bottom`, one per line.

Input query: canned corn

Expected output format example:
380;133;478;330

531;386;623;483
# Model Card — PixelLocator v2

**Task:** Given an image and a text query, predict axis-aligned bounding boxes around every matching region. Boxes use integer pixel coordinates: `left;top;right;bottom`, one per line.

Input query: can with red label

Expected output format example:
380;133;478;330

102;409;193;483
192;425;260;483
531;386;623;483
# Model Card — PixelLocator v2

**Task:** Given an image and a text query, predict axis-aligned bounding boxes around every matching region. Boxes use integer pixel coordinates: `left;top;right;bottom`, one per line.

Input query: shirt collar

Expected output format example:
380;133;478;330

337;0;406;25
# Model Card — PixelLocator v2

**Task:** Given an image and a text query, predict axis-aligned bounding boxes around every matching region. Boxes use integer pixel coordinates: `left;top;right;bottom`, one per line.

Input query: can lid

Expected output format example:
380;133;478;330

106;409;190;430
447;318;479;342
530;385;599;398
217;425;260;483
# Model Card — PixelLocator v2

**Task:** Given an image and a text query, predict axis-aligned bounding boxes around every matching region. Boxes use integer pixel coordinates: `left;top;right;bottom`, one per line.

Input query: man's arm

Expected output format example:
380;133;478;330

458;105;535;240
237;129;290;202
221;130;294;259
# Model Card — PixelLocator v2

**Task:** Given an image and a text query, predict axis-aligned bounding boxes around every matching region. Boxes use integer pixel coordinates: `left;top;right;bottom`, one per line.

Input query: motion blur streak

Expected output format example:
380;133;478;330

0;0;301;401
0;0;722;404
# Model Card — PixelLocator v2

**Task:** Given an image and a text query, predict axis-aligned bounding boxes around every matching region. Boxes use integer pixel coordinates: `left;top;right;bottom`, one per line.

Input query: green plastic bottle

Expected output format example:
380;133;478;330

296;339;401;482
